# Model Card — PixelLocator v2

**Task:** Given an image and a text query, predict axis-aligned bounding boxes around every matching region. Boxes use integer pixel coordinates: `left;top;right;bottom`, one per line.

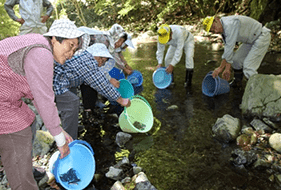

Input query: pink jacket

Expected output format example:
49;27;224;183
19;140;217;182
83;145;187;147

0;33;62;137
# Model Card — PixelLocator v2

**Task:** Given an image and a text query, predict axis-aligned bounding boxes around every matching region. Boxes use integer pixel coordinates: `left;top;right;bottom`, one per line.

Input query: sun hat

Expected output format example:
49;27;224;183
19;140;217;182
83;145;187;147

44;19;90;52
124;33;135;49
202;16;215;33
86;43;113;59
157;24;171;44
107;24;125;41
44;19;85;39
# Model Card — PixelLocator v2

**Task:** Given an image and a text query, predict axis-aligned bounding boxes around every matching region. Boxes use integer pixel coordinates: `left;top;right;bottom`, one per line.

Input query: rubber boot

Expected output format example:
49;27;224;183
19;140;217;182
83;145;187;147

229;69;243;88
184;69;193;88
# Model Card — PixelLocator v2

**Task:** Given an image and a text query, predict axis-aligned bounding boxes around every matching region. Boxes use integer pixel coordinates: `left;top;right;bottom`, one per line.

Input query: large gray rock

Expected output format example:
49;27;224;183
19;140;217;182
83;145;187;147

241;74;281;120
212;114;241;143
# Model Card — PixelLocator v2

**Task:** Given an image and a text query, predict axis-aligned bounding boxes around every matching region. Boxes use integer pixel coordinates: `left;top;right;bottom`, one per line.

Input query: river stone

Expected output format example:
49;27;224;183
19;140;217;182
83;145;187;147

105;166;123;180
212;114;241;143
250;118;273;133
166;105;178;111
241;74;281;120
32;130;54;157
116;132;132;147
269;133;281;153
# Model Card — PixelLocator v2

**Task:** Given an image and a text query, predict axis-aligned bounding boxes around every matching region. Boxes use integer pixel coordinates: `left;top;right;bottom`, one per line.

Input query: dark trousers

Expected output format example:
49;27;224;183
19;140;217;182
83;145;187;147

55;91;79;139
80;84;98;110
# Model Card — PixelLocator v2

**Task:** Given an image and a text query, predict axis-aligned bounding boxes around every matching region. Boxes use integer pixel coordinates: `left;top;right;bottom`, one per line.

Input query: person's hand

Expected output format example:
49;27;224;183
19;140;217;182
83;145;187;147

222;66;232;81
123;98;131;107
124;67;133;75
41;15;50;23
62;129;73;144
212;67;224;78
110;78;120;88
58;130;73;159
116;98;131;107
58;143;70;159
16;18;25;25
124;63;133;71
166;64;174;74
156;64;162;69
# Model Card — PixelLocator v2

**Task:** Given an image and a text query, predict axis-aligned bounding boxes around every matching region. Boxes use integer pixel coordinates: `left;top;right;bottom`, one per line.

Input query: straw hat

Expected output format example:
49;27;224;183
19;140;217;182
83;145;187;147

157;24;171;44
202;16;215;33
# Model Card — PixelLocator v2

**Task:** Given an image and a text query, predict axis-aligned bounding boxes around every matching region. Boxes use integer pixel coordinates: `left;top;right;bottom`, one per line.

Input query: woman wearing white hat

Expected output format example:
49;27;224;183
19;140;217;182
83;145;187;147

0;19;88;189
53;43;131;138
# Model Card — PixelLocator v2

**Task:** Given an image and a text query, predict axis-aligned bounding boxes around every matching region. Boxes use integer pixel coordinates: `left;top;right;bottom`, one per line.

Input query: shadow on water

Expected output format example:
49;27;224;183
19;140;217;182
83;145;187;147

120;42;280;190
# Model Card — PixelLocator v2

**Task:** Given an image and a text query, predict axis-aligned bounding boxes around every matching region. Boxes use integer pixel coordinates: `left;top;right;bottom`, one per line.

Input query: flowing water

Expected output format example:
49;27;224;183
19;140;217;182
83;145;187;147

120;42;281;190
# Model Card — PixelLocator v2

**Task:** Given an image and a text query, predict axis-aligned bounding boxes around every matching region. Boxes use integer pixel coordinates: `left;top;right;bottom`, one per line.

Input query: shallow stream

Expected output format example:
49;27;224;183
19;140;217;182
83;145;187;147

120;42;281;190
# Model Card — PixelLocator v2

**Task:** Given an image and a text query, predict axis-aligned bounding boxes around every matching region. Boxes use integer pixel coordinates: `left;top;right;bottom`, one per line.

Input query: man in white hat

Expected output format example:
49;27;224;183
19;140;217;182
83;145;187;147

202;15;271;88
53;43;131;139
156;24;195;87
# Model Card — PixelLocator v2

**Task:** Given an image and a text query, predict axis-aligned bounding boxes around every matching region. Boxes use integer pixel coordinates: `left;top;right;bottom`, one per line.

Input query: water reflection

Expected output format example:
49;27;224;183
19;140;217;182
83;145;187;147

154;88;172;111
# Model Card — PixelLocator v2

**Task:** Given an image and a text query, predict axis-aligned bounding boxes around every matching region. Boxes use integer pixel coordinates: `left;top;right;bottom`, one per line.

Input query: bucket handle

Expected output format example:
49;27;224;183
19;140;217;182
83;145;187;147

69;140;94;155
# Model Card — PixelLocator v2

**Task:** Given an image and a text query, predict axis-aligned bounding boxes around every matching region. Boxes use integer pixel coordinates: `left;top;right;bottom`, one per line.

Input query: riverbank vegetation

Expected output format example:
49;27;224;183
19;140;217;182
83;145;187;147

1;0;280;40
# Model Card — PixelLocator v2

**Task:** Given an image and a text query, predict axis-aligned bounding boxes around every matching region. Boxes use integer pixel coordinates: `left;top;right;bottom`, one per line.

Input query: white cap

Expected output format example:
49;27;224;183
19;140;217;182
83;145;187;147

86;43;113;59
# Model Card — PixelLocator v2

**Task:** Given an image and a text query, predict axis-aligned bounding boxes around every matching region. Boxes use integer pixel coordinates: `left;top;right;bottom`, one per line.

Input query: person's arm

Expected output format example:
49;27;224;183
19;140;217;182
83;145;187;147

42;0;54;23
24;47;71;158
85;68;130;107
43;0;54;16
73;52;130;106
4;0;19;21
221;20;240;64
156;42;165;66
118;51;133;74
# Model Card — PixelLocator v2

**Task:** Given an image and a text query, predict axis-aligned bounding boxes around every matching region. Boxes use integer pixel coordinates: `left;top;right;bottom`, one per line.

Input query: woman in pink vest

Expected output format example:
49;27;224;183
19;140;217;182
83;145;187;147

0;19;88;189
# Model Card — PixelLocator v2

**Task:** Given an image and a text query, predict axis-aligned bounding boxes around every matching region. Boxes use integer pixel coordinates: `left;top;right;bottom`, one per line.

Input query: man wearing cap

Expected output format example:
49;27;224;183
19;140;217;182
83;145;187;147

202;15;271;88
156;24;195;87
4;0;54;35
53;43;131;139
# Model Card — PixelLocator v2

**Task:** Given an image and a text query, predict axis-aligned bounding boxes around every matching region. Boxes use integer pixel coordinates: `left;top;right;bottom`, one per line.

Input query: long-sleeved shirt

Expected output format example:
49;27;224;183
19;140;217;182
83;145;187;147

156;25;191;67
220;15;264;64
53;50;121;101
0;34;63;141
79;26;127;70
4;0;53;28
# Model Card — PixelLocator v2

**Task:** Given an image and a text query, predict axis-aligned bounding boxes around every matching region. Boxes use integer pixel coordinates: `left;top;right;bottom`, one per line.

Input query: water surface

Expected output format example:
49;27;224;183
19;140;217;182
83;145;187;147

122;42;279;190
